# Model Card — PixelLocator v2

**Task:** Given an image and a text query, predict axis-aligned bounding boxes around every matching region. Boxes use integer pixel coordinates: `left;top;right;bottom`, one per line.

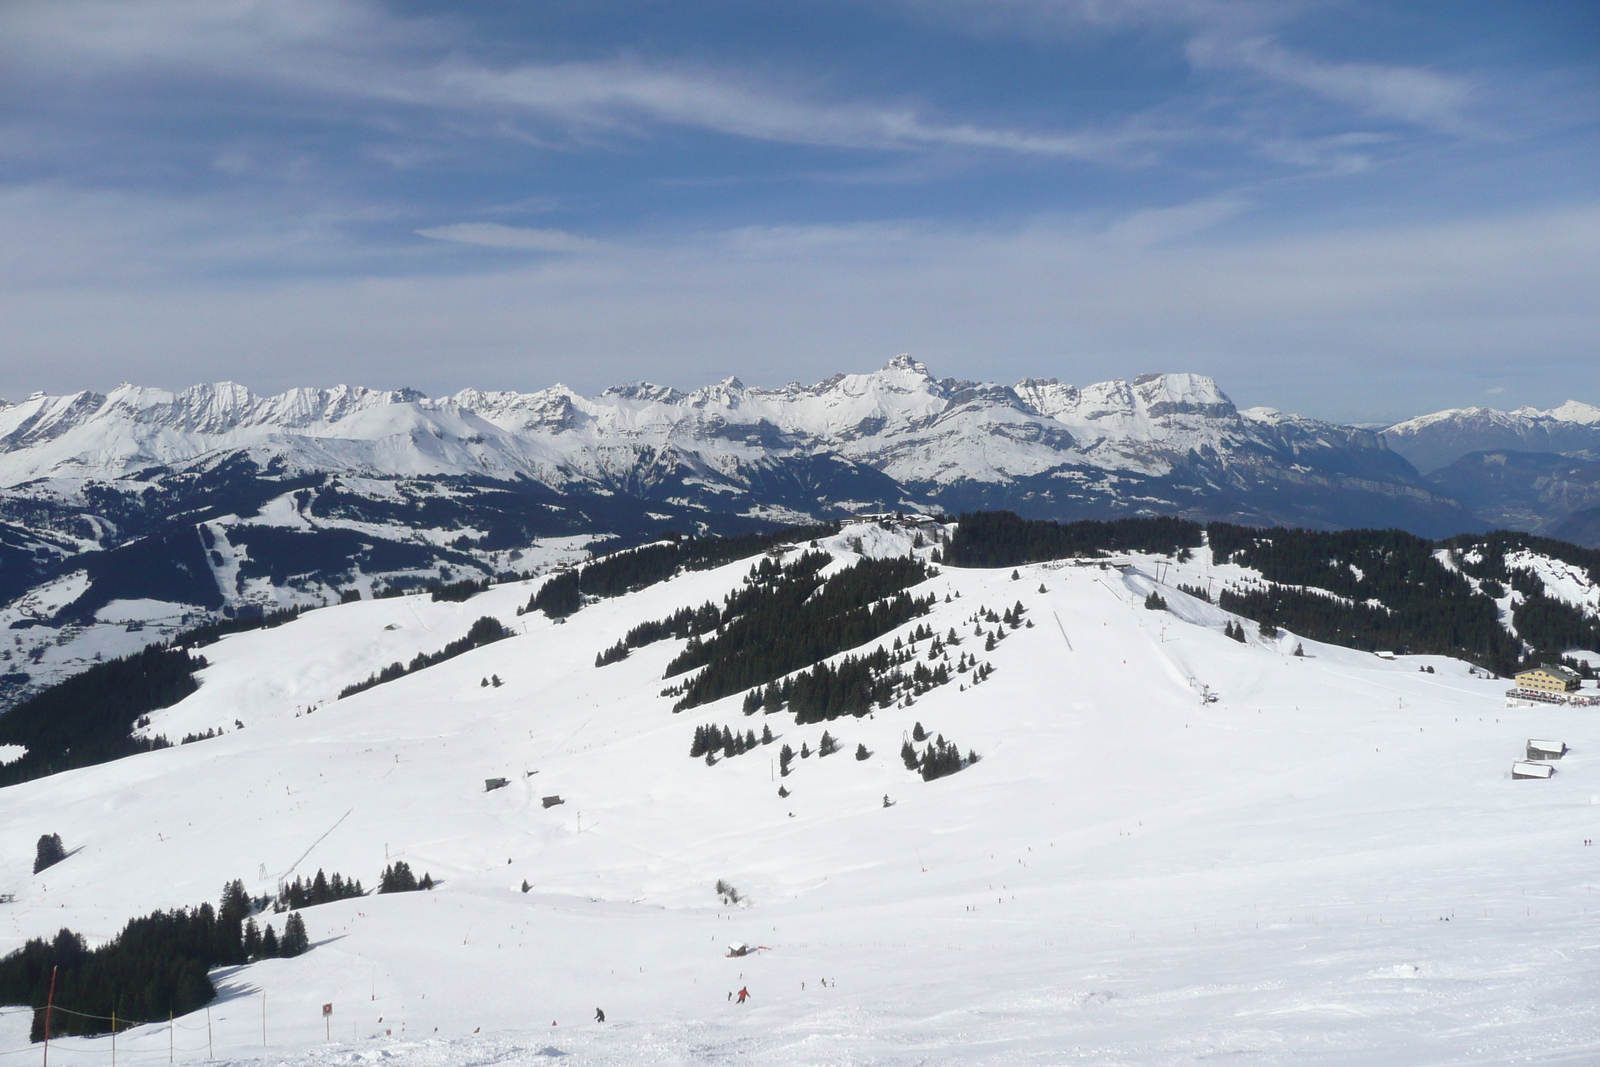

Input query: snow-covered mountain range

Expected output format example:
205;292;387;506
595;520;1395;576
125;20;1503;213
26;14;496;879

1383;400;1600;474
1;356;1470;529
1382;401;1600;541
6;357;1600;712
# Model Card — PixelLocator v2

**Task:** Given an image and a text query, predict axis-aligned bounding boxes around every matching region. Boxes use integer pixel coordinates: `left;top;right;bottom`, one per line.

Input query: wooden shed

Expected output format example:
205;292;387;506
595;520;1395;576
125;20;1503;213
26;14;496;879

1526;739;1567;761
1512;760;1555;780
541;795;564;808
484;777;509;792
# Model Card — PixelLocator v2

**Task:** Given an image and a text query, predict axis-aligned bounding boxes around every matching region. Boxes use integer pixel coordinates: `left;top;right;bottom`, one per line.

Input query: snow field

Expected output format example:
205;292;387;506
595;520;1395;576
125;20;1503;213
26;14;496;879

0;530;1596;1064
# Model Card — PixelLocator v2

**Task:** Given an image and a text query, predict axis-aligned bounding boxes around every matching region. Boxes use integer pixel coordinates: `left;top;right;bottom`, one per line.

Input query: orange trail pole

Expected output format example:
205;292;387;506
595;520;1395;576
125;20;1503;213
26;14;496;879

42;965;57;1067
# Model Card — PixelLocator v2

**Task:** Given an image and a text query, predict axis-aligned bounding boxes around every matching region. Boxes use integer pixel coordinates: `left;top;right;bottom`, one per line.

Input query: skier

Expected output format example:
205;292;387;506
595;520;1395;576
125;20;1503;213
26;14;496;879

736;986;750;1004
594;1008;605;1023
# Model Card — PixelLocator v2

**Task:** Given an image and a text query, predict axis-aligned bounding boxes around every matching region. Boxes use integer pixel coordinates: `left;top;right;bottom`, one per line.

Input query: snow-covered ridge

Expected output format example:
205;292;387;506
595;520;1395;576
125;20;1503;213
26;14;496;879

1385;400;1600;437
0;359;1371;490
1383;400;1600;474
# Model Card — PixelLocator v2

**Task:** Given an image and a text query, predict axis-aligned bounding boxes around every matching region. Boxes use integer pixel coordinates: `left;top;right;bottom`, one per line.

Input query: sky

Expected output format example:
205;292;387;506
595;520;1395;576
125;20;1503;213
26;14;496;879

0;0;1596;424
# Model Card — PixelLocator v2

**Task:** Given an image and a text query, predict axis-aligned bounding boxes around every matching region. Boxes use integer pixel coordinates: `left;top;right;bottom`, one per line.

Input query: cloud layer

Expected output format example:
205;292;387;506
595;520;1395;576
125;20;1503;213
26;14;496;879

0;0;1594;422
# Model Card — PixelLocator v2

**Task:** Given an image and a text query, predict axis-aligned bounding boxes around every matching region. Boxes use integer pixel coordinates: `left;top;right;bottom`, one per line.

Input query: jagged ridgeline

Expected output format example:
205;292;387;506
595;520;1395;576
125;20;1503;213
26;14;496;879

947;510;1600;676
526;524;839;619
619;550;939;715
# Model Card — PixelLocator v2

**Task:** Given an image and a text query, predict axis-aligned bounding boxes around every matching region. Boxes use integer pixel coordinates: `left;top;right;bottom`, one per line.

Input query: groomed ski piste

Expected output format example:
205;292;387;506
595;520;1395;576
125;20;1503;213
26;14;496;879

1;525;1597;1065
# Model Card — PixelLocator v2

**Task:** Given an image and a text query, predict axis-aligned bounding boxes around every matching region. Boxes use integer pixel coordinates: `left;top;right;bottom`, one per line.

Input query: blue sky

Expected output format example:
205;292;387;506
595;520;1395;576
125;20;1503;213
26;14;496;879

0;0;1596;423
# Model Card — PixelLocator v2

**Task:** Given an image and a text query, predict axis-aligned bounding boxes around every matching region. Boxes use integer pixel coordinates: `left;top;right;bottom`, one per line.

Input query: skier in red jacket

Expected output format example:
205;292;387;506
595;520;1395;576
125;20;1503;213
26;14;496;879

736;986;750;1004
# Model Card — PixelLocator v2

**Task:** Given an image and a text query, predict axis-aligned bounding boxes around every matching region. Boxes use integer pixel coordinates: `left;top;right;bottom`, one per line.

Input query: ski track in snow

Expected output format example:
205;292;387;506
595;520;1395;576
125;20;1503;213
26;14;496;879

1;528;1598;1065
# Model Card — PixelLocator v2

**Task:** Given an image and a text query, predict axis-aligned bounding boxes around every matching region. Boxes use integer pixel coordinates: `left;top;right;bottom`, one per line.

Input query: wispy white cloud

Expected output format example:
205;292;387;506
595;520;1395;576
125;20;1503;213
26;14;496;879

416;223;602;253
1187;33;1477;134
0;0;1163;165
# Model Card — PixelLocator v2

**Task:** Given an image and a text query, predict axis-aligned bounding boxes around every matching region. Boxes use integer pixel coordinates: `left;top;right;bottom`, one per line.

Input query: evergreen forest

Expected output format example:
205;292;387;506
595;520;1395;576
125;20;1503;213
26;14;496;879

524;525;839;619
0;881;311;1041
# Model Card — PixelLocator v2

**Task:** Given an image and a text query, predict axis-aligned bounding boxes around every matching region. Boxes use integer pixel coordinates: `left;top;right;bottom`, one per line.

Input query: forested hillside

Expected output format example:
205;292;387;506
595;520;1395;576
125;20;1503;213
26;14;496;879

947;511;1600;676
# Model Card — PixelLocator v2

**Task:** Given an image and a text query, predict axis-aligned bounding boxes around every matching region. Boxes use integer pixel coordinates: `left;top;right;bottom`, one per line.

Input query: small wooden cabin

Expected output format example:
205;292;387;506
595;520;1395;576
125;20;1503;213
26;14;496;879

1511;760;1555;780
542;795;564;808
484;777;509;792
1526;739;1567;761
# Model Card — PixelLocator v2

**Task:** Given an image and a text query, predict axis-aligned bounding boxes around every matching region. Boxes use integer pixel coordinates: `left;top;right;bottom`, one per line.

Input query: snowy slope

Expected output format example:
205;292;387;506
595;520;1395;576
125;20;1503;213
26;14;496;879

0;531;1597;1064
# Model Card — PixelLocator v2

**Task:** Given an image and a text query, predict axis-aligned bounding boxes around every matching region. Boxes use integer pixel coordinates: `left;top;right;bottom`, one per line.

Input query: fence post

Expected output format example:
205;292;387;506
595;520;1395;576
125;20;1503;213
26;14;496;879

206;1007;212;1060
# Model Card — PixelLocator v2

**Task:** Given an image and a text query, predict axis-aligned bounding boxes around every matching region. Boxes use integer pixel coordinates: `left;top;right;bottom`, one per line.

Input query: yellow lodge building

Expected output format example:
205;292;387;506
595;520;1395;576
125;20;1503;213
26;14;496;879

1514;664;1581;694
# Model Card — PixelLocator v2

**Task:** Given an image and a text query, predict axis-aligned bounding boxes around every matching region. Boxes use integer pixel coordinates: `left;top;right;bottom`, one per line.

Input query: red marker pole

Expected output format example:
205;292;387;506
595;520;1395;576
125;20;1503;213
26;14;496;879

42;965;57;1067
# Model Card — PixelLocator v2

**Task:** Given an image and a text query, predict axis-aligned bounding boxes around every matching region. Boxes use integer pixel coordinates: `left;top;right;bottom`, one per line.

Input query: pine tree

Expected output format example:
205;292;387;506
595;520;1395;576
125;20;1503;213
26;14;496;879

777;785;789;798
243;918;261;960
855;743;870;761
33;833;65;874
379;861;419;893
279;913;309;957
901;739;917;770
761;723;773;744
819;731;835;757
779;744;794;776
219;879;250;922
1293;642;1306;657
912;721;926;741
801;742;811;759
261;923;279;957
1144;590;1167;611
